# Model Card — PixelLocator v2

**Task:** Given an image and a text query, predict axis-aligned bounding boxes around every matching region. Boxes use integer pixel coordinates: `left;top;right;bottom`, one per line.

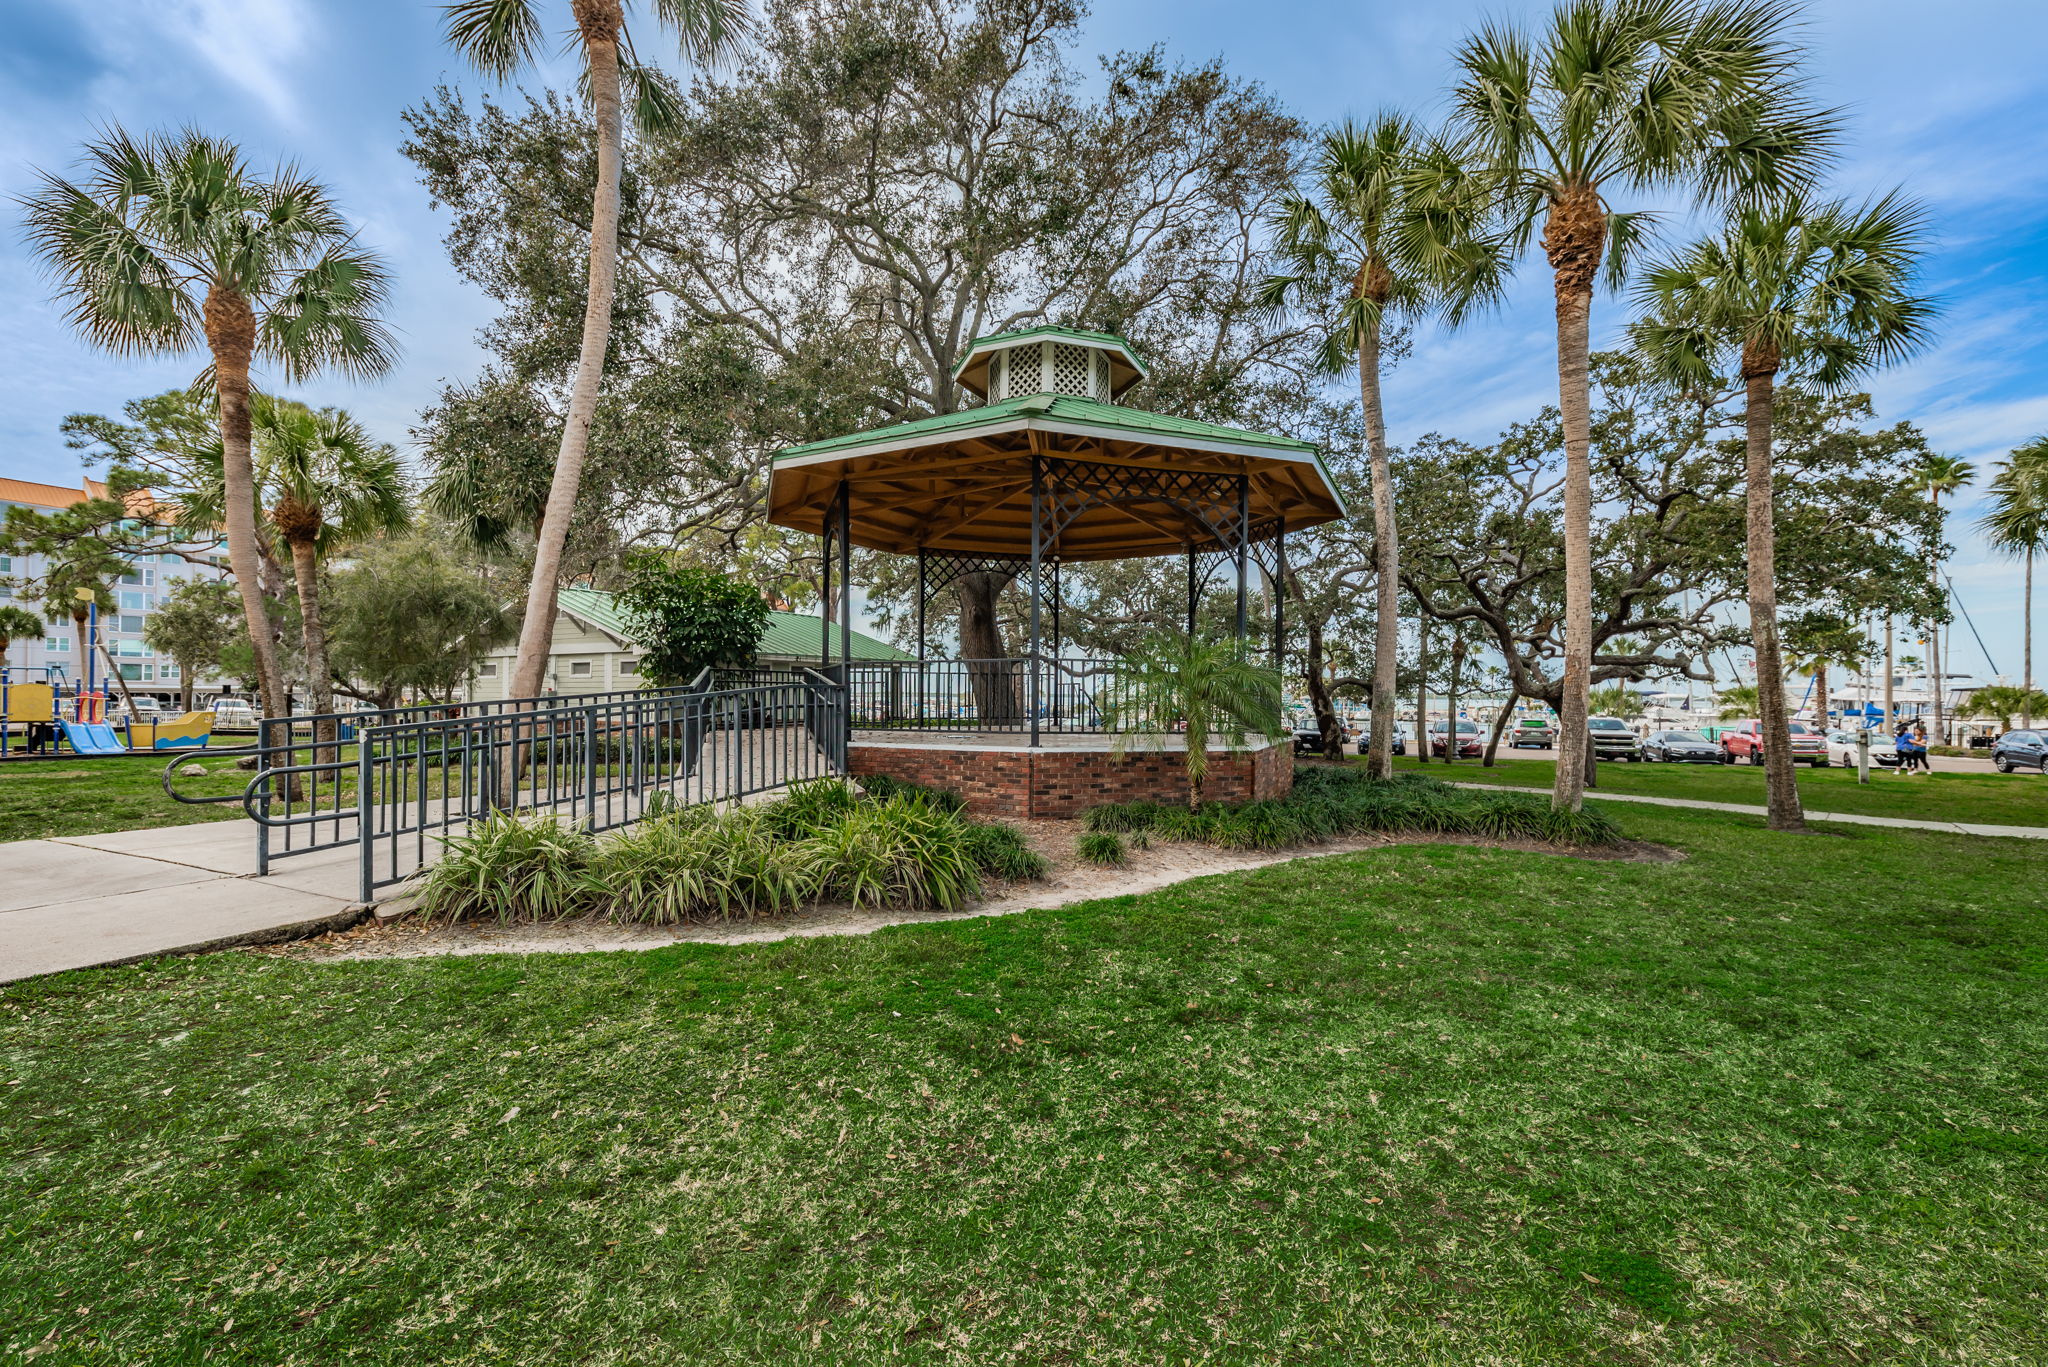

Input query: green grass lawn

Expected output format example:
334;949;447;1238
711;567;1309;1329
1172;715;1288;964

1401;754;2048;826
0;753;254;842
4;805;2045;1364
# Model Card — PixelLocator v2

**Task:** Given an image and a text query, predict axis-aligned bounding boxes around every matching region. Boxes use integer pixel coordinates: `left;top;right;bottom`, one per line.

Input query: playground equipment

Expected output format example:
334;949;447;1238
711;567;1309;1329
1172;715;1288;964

127;710;217;750
0;674;59;757
56;717;126;756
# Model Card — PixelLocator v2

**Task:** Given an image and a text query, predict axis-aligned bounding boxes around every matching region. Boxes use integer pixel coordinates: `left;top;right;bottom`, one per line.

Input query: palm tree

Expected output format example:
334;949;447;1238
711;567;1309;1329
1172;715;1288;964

0;606;44;674
256;399;410;723
1104;634;1287;811
1632;195;1932;830
1259;115;1503;779
441;0;748;704
1914;453;1976;746
182;397;409;728
1781;614;1872;733
1965;684;2048;735
20;130;395;724
1447;0;1836;813
1715;682;1759;721
1978;437;2048;726
1588;682;1645;720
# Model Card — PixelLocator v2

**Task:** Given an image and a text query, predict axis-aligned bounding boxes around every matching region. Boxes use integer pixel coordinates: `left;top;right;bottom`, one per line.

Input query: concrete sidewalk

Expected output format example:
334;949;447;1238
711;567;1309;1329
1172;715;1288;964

0;823;367;984
1455;783;2048;840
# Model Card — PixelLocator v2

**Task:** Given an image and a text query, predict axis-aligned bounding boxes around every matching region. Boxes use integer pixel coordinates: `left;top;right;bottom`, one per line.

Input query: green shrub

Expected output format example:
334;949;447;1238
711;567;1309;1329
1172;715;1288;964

591;808;822;924
962;821;1051;881
1540;803;1623;846
799;795;981;910
761;777;860;840
1082;800;1174;834
854;773;966;814
1080;770;1623;854
406;811;596;925
1077;831;1127;866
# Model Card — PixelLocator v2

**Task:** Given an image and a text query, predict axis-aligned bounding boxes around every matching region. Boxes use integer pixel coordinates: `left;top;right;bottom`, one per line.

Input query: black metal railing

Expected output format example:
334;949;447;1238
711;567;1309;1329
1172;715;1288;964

845;656;1146;738
166;670;849;903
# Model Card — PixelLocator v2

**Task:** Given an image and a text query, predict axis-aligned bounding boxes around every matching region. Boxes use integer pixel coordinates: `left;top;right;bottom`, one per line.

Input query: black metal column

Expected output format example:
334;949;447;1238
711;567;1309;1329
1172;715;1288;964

1272;519;1287;667
1186;544;1198;636
915;548;927;661
1234;474;1250;644
837;479;852;670
819;489;834;667
1028;455;1044;747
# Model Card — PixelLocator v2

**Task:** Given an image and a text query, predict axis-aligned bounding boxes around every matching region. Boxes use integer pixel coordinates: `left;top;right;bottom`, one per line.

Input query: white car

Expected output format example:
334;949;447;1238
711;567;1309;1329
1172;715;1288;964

1824;728;1899;769
210;698;259;730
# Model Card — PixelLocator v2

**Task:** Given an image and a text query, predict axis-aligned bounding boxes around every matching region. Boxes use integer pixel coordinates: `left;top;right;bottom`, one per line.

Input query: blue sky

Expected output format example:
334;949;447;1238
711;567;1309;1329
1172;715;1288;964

4;0;2045;682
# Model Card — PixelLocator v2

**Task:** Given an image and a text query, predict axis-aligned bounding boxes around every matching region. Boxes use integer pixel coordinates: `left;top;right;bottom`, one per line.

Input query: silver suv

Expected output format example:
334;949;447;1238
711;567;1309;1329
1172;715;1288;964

1588;716;1643;761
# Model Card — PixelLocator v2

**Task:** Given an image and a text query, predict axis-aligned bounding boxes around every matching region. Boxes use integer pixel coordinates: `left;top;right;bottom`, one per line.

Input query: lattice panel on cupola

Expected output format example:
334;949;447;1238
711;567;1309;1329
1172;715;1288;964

1052;343;1093;397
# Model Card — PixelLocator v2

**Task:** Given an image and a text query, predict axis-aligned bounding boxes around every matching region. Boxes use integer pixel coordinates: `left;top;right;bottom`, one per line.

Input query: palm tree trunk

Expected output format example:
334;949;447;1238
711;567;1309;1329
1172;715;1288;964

203;286;289;724
1360;316;1400;781
2025;548;2034;729
288;538;334;721
1883;618;1894;728
1550;280;1595;811
1743;365;1804;831
505;15;626;706
1814;663;1829;737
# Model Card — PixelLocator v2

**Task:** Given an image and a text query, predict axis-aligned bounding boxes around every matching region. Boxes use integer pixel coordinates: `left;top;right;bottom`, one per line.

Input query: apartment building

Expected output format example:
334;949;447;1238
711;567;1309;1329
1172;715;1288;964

0;476;234;701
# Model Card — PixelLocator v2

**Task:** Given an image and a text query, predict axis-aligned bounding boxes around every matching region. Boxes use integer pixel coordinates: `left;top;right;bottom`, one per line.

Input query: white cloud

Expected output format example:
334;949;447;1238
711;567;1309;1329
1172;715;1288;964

60;0;317;128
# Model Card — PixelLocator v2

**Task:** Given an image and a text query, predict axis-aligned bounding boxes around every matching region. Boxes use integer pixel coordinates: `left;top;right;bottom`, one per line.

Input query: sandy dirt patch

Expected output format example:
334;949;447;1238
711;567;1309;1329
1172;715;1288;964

259;820;1679;964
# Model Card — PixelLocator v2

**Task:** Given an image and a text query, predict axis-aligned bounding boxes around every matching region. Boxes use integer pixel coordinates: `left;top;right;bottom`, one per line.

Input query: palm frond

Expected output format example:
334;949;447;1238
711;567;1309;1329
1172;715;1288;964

260;246;399;382
442;0;543;77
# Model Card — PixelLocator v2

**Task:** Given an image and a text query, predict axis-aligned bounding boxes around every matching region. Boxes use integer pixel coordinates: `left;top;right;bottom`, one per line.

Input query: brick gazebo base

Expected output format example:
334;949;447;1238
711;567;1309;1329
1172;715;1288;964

846;732;1293;820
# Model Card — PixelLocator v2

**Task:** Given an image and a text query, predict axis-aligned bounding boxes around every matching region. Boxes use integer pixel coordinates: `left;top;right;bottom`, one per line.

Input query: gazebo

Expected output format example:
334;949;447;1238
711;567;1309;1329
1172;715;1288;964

766;326;1345;817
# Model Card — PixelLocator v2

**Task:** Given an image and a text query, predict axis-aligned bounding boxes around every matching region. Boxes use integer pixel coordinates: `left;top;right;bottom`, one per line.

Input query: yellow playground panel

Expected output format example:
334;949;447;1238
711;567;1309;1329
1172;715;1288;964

2;682;56;724
128;710;217;750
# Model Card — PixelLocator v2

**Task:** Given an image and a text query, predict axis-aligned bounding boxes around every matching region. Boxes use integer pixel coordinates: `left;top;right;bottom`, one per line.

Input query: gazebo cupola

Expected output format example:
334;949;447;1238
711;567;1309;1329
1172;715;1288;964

952;326;1147;405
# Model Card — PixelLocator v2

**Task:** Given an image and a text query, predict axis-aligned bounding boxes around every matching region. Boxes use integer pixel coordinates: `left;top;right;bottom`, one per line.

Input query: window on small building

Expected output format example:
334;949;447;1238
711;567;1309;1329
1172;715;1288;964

120;591;146;611
619;659;638;676
479;663;498;678
569;660;591;677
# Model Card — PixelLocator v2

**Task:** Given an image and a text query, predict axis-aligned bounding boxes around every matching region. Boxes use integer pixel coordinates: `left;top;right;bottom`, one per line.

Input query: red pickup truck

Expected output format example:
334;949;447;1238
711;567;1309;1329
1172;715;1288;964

1718;719;1828;767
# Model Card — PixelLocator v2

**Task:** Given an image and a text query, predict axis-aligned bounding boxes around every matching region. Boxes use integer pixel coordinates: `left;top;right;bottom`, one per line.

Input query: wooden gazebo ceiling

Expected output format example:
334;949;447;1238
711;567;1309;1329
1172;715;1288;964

767;424;1344;563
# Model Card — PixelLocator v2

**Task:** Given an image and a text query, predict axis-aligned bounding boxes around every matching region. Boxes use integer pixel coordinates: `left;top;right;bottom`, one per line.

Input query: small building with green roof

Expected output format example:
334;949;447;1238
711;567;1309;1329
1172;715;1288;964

463;587;909;702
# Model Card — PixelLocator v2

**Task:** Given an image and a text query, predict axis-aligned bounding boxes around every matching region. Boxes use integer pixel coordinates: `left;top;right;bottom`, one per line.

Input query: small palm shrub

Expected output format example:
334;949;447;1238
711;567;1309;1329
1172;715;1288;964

407;811;597;925
799;796;982;910
962;821;1051;881
1077;831;1128;866
1539;804;1623;847
1083;800;1177;834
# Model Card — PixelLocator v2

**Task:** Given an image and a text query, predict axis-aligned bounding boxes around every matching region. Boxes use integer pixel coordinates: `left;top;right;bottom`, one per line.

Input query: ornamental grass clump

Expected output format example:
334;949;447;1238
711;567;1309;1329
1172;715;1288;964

962;821;1051;881
591;808;822;924
799;795;982;910
760;777;860;840
406;811;597;925
1077;831;1128;866
855;773;967;814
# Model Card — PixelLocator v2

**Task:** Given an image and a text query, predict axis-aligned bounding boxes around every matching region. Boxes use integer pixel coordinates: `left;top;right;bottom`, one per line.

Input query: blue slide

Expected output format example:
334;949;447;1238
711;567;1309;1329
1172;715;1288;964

57;719;127;756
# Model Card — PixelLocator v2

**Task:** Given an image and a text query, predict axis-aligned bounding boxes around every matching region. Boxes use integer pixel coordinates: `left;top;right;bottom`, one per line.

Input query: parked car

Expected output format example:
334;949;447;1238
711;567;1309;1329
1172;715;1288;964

1427;720;1484;758
1509;716;1557;749
1588;715;1642;761
1991;728;2048;774
1718;718;1827;767
108;697;165;727
210;698;259;730
1347;722;1408;757
1824;727;1899;769
1642;728;1720;763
